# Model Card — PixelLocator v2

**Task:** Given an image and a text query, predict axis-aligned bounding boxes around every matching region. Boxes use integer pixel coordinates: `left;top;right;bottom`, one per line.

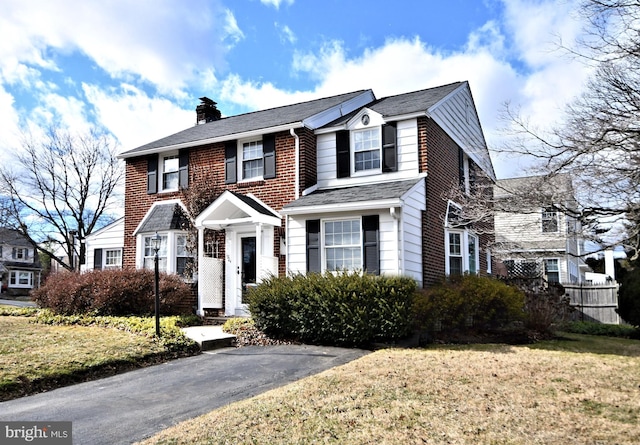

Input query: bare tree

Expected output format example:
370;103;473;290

496;0;640;260
0;126;124;271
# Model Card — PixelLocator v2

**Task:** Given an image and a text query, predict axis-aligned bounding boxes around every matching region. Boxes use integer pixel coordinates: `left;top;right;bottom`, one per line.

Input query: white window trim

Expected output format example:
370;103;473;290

104;249;123;269
321;217;363;273
541;208;559;233
238;138;264;182
139;231;193;275
159;151;180;193
445;229;480;275
544;258;561;283
9;270;34;288
351;126;382;176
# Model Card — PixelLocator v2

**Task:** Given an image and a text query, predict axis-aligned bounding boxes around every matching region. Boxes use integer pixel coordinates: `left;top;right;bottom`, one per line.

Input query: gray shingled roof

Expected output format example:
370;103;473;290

283;178;423;209
230;192;279;218
137;203;191;233
0;228;34;247
120;90;370;158
324;82;462;126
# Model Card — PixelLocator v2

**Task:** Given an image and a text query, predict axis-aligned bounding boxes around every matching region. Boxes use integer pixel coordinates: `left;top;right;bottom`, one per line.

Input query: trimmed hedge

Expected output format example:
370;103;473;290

413;275;525;333
247;272;417;347
32;269;193;316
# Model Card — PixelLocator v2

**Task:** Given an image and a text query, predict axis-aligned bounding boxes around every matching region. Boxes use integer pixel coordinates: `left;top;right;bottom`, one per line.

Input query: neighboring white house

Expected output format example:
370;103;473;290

82;218;124;271
494;175;591;284
0;228;42;296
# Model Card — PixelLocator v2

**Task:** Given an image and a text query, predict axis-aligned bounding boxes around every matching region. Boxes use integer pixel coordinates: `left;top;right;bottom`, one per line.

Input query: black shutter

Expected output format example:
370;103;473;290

94;249;103;271
382;123;397;172
306;219;321;273
263;134;276;179
178;149;189;188
225;141;237;184
336;130;350;178
147;155;158;194
362;215;379;275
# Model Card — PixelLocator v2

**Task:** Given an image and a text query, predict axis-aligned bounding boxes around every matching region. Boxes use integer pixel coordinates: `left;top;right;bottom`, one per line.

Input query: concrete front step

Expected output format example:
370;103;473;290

182;325;237;351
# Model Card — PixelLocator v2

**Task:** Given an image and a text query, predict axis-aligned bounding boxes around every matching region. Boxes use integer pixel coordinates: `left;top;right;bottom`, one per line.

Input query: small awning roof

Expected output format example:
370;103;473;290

195;191;282;230
135;202;191;234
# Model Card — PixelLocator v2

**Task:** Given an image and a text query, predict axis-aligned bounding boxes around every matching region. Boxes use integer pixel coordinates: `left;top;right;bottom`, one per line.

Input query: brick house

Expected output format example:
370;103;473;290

118;82;496;316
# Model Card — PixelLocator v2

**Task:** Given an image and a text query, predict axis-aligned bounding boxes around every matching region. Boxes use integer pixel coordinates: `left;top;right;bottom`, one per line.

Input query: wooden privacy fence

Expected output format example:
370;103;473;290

563;282;620;324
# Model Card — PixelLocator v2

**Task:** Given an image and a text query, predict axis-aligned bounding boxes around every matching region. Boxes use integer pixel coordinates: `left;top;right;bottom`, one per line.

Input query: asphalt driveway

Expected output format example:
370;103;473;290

0;345;369;444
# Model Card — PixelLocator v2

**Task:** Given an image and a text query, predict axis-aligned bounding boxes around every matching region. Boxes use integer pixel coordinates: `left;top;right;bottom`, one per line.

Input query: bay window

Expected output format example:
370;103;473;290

446;230;479;275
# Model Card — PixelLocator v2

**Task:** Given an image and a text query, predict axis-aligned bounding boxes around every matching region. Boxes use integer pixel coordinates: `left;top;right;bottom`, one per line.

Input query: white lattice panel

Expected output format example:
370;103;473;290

200;257;224;308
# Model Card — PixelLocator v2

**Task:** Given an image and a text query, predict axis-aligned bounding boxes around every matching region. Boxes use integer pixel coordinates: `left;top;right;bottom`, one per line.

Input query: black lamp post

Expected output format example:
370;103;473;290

151;232;161;337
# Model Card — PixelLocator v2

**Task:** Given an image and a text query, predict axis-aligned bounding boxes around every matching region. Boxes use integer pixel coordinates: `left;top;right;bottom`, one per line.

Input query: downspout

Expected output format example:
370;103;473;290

390;207;401;276
290;128;300;200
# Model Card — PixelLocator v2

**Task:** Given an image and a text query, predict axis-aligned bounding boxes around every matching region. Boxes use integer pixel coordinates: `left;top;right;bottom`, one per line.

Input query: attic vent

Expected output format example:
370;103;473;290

196;97;221;124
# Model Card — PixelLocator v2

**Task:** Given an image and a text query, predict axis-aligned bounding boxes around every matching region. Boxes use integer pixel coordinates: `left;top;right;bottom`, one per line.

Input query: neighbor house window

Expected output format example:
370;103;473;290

542;208;559;233
242;141;264;180
324;219;362;271
12;248;28;260
544;258;560;284
143;234;167;272
446;230;479;276
353;128;381;172
104;249;122;269
9;271;33;288
162;155;179;190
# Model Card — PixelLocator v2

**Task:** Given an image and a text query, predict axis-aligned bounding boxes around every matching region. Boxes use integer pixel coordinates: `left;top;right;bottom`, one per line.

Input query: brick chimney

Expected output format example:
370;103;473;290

196;97;221;124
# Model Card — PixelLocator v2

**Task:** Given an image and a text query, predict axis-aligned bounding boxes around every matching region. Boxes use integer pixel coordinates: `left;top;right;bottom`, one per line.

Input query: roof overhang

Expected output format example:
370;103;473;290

118;122;305;160
195;191;282;230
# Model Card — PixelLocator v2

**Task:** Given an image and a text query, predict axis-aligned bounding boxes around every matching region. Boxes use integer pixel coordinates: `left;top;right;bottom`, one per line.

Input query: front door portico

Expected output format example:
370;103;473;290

195;191;281;316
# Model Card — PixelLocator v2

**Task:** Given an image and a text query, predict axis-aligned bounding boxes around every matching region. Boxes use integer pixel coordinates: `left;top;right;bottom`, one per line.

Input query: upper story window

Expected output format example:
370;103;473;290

12;248;29;261
242;141;264;180
162;155;179;190
225;134;276;184
542;208;559;233
147;150;188;194
353;128;381;173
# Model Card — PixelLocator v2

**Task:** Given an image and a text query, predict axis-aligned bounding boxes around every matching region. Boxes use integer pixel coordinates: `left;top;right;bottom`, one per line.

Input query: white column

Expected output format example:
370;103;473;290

255;223;262;283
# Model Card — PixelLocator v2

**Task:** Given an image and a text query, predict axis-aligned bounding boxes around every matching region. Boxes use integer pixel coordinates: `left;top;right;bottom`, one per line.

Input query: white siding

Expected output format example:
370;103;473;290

83;219;125;271
400;180;425;286
315;118;420;189
430;86;494;179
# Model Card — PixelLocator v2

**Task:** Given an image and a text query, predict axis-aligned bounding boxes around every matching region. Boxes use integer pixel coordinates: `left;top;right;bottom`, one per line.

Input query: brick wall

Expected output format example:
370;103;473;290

419;117;496;287
123;130;302;272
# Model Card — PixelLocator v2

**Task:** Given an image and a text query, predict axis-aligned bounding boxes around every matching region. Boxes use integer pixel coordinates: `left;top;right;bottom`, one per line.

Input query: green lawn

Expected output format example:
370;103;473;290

0;313;196;400
137;333;640;445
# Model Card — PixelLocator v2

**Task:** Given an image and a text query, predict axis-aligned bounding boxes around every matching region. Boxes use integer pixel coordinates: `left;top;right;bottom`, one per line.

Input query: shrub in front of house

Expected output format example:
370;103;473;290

32;269;192;316
413;275;526;334
247;272;417;347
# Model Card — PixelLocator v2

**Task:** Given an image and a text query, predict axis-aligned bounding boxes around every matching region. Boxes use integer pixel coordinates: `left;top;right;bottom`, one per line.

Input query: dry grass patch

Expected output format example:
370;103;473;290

138;338;640;445
0;316;167;400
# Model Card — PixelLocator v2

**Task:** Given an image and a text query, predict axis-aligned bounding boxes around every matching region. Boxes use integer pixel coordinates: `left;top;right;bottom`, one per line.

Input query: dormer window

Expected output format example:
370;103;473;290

353;128;381;172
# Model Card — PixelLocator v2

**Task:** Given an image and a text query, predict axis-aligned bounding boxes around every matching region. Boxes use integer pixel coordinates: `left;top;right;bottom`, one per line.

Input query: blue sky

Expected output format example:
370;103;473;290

0;0;592;179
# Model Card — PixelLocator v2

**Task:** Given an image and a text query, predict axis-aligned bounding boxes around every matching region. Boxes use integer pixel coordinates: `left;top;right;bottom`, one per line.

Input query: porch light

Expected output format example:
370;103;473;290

151;232;161;337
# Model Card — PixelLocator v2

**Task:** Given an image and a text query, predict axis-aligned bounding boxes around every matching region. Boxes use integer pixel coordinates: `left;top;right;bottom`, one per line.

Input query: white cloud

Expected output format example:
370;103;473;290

276;23;297;44
82;83;194;152
0;0;234;96
260;0;294;9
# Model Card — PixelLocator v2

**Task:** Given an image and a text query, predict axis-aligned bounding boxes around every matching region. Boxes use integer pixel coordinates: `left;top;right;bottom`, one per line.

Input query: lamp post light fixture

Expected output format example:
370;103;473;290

151;231;161;337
